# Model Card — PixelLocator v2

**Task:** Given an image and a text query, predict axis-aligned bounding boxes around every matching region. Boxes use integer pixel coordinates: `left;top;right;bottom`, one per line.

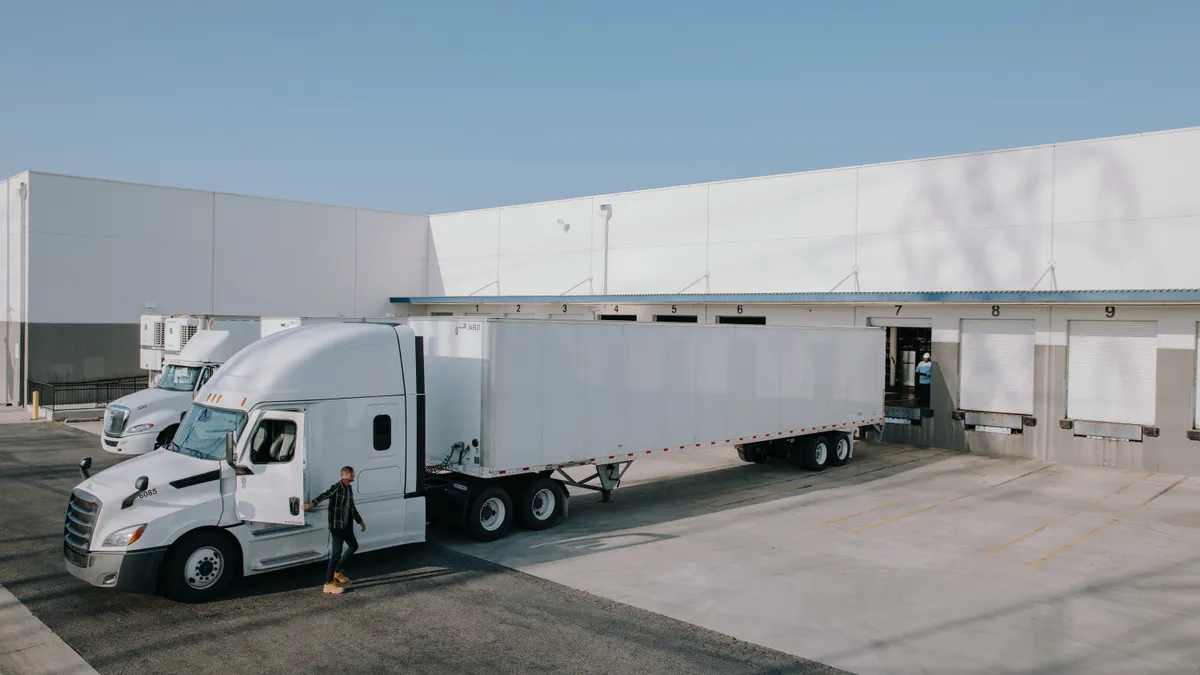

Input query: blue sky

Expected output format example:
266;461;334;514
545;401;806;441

1;1;1197;214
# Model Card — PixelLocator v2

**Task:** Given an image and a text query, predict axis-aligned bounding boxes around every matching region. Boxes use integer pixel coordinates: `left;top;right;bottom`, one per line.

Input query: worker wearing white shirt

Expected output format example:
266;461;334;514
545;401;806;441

915;352;932;407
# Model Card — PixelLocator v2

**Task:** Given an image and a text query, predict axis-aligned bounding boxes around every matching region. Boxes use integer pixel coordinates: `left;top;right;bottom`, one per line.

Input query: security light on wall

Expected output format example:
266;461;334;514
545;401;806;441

557;218;570;233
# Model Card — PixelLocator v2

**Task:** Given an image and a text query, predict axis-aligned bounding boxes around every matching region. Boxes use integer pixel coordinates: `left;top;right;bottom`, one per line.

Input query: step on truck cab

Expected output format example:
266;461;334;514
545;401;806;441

101;330;248;456
65;319;883;602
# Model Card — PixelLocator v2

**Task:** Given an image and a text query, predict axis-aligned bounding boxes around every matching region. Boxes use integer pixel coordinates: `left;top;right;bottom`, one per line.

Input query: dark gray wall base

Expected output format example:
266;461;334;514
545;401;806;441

28;323;140;383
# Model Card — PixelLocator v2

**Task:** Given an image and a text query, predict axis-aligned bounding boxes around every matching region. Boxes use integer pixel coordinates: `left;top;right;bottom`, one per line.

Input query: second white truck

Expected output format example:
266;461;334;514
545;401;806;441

66;318;883;601
101;330;250;456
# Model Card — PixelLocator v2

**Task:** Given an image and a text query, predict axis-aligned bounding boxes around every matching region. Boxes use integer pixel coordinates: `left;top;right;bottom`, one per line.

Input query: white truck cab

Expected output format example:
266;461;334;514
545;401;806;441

101;330;242;456
69;322;429;602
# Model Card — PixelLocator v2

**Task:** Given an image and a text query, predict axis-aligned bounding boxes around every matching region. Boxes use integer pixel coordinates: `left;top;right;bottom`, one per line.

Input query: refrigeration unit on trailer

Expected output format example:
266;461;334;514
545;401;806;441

65;319;882;602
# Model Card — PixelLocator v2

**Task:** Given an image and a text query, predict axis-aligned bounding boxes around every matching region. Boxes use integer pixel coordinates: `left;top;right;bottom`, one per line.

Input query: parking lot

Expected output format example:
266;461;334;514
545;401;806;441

0;422;837;675
4;421;1200;675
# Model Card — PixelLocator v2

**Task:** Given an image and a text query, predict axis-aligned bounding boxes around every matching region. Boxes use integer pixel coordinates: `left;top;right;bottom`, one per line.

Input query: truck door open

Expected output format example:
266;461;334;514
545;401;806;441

234;411;307;526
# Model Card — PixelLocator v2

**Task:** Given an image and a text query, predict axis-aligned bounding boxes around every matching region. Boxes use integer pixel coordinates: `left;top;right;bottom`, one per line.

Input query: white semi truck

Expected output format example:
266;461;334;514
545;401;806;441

101;329;253;456
65;318;883;602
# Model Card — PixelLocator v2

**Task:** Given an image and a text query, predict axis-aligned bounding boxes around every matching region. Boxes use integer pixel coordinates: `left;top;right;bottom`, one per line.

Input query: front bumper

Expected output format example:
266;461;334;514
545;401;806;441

101;432;157;456
64;546;168;594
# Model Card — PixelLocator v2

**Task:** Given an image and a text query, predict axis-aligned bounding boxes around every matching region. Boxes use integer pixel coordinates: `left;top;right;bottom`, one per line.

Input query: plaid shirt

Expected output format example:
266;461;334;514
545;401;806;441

311;481;363;531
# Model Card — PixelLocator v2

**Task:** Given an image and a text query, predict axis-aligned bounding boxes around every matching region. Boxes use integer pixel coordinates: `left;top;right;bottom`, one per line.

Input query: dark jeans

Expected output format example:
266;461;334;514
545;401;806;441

325;523;359;583
917;381;931;408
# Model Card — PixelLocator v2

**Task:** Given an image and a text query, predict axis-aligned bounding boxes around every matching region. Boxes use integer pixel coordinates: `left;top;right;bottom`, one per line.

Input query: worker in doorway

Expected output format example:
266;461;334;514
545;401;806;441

915;352;933;408
304;466;366;595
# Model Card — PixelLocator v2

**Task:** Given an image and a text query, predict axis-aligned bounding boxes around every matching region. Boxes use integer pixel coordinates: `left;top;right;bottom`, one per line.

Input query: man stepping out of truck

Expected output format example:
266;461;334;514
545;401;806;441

305;466;366;595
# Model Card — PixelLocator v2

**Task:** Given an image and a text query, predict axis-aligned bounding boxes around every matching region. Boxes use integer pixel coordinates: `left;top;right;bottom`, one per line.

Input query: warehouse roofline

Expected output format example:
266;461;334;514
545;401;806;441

392;290;1200;305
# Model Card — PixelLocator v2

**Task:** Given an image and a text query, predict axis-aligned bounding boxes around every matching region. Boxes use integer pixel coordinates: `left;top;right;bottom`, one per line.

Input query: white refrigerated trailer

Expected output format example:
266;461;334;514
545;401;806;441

64;319;883;601
412;317;885;503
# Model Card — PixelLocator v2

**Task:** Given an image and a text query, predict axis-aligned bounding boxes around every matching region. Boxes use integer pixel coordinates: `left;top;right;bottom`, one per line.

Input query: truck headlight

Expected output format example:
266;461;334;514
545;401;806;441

102;524;148;547
127;423;155;434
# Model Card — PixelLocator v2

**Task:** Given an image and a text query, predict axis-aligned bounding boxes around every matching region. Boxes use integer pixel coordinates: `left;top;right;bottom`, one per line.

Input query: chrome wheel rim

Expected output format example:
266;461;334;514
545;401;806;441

480;497;506;531
531;488;556;521
184;546;223;590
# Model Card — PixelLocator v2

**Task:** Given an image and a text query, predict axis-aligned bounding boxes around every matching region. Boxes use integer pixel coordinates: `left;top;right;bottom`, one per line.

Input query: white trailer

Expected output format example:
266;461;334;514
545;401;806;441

64;319;883;601
412;318;884;507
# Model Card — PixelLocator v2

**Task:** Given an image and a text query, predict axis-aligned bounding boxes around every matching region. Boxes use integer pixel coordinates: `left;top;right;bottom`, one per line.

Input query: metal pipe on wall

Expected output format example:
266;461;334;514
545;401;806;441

18;181;27;406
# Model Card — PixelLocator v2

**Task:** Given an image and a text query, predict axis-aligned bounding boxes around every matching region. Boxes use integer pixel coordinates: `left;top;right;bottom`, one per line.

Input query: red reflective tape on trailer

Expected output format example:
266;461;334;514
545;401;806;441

696;444;701;447
609;456;615;460
711;442;716;445
499;470;506;475
646;450;652;454
726;440;731;443
679;446;685;449
628;453;633;457
752;436;757;439
558;465;564;469
523;467;530;471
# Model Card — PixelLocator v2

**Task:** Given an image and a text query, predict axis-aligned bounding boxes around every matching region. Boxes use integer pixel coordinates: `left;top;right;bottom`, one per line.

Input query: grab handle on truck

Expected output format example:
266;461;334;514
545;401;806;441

78;457;92;480
224;431;254;476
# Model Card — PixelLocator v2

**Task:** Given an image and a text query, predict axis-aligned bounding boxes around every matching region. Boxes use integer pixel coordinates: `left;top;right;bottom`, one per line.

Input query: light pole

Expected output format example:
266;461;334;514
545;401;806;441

599;204;612;295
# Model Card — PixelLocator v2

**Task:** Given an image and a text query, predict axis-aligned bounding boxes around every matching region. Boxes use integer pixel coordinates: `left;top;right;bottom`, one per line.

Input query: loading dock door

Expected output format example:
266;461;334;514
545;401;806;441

1067;320;1157;425
959;319;1035;414
1194;324;1200;427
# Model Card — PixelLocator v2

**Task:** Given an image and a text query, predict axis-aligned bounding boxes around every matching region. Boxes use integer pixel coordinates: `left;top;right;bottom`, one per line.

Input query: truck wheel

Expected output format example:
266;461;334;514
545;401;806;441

154;424;179;450
162;530;239;603
827;433;851;467
800;435;830;472
466;486;513;542
517;477;564;530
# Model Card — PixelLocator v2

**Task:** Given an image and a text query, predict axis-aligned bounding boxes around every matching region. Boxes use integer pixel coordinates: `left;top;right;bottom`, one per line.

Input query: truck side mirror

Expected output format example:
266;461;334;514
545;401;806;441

78;457;92;480
121;476;150;510
225;430;254;476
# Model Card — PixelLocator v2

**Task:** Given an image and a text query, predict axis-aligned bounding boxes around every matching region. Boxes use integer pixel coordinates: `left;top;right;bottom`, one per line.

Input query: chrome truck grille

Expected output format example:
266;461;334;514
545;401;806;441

103;406;129;436
64;490;101;567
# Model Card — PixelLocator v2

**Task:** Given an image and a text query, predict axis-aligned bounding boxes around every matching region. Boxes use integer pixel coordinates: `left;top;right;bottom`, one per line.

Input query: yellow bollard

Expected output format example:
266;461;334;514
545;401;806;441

31;391;40;421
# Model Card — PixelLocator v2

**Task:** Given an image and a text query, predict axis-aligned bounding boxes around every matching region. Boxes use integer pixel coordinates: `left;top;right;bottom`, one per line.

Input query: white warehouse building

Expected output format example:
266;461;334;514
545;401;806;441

4;126;1200;475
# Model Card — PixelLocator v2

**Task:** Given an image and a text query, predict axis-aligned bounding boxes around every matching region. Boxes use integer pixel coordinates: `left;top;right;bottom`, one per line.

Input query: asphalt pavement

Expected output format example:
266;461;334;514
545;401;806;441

0;422;847;675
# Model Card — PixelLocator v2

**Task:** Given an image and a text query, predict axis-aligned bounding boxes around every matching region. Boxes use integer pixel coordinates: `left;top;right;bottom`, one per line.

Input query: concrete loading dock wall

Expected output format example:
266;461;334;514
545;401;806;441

403;298;1200;476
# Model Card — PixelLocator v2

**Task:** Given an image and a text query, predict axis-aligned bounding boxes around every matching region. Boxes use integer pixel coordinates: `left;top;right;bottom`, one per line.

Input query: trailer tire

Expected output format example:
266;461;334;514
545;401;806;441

800;435;831;472
827;433;851;467
517;477;564;530
466;486;513;542
161;529;240;603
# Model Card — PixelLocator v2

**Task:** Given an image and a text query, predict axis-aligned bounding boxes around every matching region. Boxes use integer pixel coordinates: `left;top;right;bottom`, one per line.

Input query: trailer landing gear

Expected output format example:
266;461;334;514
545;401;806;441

555;461;632;503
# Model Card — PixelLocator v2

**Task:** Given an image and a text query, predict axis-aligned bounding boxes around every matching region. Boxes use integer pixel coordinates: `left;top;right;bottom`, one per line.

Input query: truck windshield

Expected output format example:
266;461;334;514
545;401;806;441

157;365;202;392
167;404;246;461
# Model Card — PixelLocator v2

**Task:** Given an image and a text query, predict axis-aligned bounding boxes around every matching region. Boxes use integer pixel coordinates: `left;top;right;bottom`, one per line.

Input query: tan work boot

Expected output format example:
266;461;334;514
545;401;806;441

333;570;350;585
323;582;344;595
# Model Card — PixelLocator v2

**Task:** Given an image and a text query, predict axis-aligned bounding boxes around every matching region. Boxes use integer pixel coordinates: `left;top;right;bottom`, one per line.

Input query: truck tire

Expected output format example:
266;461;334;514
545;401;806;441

799;435;831;472
466;486;513;542
162;530;240;603
827;433;851;467
517;477;564;530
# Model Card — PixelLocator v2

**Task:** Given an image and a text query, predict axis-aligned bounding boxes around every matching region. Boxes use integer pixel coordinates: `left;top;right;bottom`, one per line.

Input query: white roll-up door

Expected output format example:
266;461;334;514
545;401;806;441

1194;324;1200;427
959;319;1035;414
1067;320;1157;425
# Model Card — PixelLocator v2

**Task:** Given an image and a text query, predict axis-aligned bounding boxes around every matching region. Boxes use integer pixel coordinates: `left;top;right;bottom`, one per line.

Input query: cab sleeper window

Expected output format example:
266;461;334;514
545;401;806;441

373;414;391;451
249;419;297;464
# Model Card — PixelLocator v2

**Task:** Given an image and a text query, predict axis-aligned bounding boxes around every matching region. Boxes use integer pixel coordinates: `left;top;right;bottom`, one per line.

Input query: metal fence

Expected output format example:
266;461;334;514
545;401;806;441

29;376;146;411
